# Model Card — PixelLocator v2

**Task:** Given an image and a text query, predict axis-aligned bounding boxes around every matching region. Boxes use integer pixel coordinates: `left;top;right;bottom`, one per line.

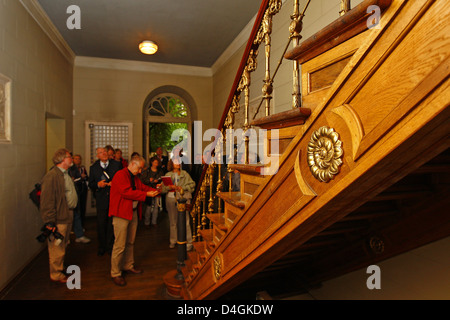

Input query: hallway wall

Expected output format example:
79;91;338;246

0;0;74;290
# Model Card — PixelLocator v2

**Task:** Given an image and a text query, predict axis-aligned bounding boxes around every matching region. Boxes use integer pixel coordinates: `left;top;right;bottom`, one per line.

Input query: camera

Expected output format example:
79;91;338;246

36;222;64;246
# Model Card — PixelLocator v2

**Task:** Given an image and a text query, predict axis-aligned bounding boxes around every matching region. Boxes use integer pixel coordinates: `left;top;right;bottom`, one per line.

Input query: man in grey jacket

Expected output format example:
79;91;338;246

40;148;78;283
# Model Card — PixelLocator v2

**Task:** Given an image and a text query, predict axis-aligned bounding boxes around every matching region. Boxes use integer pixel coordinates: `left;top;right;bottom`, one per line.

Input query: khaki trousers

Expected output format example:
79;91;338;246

48;223;71;281
110;211;138;277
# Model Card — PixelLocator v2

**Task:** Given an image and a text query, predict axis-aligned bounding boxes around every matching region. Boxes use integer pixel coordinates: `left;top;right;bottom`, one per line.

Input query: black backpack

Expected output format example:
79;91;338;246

29;183;41;209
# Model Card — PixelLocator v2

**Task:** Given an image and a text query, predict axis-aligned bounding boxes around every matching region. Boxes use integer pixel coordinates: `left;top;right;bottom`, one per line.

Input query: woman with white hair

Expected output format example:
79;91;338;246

161;158;195;250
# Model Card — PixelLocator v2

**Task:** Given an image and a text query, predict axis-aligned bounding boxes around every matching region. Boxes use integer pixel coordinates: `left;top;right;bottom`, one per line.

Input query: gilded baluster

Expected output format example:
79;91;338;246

224;114;235;196
262;0;282;116
227;164;233;194
217;131;224;214
238;49;258;164
290;0;304;109
340;0;351;16
208;163;215;215
231;92;241;115
262;10;273;117
224;110;233;130
224;94;239;172
196;198;202;240
229;93;239;167
226;125;233;194
191;205;197;242
201;182;207;230
225;94;240;130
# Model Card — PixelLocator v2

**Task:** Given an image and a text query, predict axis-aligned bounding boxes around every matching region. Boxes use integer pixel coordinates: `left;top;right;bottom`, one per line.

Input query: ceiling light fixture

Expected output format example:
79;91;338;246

139;40;158;55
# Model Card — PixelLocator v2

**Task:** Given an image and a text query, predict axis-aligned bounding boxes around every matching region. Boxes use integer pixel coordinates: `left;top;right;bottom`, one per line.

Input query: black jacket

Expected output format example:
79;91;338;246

88;159;121;212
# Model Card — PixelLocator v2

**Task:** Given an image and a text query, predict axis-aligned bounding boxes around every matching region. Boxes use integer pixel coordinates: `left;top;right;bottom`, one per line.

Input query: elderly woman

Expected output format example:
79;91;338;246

161;158;195;250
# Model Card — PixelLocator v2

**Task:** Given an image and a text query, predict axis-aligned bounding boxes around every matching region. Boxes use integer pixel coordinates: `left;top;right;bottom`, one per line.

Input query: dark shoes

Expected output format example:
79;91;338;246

124;267;143;275
98;248;112;256
111;267;142;286
50;276;67;284
112;276;126;286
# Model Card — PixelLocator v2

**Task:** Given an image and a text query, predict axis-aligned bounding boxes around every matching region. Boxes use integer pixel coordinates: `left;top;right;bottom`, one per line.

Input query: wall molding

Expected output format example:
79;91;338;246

19;0;76;64
74;56;213;77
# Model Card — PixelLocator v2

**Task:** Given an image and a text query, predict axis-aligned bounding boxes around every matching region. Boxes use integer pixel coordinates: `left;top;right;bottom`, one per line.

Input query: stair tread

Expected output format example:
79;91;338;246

184;259;193;271
188;251;199;263
199;228;213;241
249;107;311;129
181;266;190;279
217;192;246;209
228;163;265;175
193;241;207;255
206;213;228;231
199;229;216;251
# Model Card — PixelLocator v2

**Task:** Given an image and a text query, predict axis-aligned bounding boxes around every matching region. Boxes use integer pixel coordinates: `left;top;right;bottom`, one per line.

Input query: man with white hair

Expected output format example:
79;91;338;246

108;155;160;286
88;147;121;256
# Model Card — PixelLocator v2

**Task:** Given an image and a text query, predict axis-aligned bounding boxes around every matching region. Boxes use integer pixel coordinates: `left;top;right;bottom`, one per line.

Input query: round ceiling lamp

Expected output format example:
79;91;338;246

139;40;158;55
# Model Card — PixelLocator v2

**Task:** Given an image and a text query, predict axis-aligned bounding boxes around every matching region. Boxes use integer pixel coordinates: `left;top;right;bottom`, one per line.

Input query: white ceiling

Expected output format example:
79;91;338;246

36;0;263;68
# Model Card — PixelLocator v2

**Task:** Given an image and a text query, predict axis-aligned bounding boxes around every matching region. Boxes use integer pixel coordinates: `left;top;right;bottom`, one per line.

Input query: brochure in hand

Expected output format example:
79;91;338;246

161;176;173;186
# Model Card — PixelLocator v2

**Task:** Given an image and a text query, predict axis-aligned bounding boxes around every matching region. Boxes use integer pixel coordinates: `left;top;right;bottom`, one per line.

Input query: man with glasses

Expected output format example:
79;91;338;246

40;148;78;283
108;155;160;286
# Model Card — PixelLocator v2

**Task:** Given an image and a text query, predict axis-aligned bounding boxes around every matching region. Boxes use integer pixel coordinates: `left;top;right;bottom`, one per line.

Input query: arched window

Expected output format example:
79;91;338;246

147;94;190;120
143;91;193;160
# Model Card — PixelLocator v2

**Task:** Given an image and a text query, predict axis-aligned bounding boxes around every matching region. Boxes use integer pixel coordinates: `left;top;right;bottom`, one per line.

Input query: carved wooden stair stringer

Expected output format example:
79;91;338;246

181;0;387;299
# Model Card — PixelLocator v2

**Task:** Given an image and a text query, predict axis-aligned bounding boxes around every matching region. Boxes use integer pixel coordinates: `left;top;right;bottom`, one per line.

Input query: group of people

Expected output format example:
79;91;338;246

39;145;197;287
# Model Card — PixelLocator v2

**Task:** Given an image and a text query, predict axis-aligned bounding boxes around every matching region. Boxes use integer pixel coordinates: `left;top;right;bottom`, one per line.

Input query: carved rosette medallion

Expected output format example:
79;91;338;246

213;255;222;281
307;126;343;182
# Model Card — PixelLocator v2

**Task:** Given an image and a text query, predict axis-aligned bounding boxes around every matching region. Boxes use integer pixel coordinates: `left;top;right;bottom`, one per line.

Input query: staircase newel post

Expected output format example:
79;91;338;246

175;189;188;281
163;187;188;298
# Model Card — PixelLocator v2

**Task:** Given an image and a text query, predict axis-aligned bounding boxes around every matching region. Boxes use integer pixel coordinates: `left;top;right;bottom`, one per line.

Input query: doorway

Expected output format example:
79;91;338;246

148;122;189;158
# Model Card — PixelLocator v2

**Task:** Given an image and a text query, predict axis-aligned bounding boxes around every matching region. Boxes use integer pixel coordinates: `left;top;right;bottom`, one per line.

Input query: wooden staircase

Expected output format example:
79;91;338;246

175;0;450;299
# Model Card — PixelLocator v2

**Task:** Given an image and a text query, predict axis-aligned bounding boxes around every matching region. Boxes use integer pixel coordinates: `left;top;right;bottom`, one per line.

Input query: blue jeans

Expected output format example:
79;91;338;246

144;197;160;225
73;207;84;238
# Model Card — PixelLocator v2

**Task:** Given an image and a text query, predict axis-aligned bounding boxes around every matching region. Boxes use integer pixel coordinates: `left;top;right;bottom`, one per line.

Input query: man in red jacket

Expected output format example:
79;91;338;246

109;155;160;286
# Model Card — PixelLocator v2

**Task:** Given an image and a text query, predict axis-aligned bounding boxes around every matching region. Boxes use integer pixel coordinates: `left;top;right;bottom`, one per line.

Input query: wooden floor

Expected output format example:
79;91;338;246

1;212;181;300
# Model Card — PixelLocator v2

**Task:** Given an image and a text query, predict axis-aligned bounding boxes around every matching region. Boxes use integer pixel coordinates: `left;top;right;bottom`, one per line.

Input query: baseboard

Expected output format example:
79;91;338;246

0;244;47;299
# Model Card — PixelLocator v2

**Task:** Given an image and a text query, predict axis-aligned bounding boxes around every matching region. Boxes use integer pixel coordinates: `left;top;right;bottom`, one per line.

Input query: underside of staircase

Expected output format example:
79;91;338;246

173;0;450;300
